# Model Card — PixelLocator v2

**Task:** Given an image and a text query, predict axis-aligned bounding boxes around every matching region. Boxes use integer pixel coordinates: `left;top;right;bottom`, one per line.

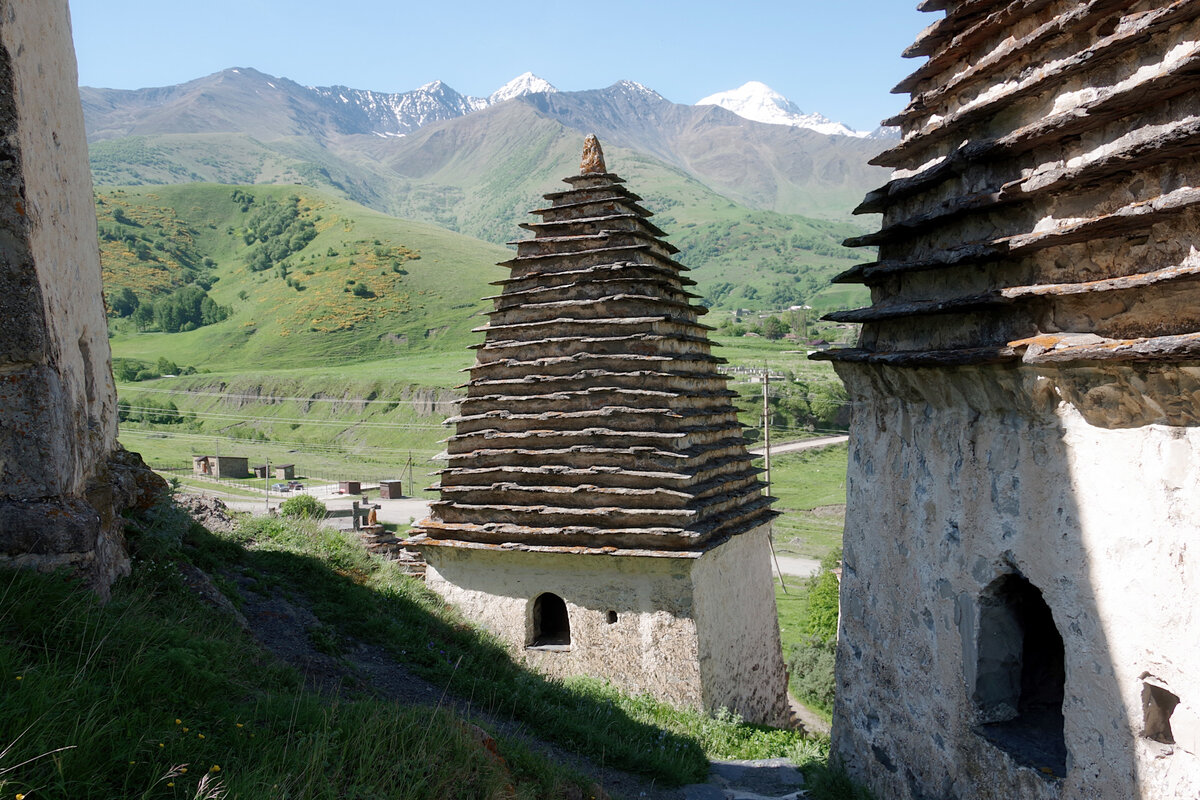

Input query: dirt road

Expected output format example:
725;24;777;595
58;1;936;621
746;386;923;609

749;434;848;457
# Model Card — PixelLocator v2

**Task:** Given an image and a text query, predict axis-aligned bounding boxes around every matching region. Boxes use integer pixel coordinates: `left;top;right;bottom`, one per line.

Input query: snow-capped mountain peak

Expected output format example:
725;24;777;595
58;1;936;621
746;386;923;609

489;72;557;104
696;81;871;138
610;79;663;100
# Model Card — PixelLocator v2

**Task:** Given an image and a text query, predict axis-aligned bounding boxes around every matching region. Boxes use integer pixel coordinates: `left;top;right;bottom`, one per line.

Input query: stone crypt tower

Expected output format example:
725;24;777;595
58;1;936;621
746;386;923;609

409;136;789;726
820;2;1200;798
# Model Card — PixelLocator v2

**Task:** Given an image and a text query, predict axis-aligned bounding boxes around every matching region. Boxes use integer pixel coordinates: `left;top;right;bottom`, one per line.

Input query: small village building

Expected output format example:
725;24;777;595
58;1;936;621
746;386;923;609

252;464;269;479
379;480;405;500
273;464;295;480
338;480;362;495
192;455;248;480
408;136;789;725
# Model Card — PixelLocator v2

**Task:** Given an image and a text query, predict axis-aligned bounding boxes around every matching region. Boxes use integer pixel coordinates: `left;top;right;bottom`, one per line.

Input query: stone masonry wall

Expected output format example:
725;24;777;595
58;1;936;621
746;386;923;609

422;546;707;709
821;2;1200;795
692;525;790;727
832;362;1200;799
422;529;790;727
0;0;160;596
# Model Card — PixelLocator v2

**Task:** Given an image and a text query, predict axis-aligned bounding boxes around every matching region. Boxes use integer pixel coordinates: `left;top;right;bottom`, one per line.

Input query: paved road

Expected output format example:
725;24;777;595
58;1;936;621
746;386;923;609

749;434;848;457
772;554;821;577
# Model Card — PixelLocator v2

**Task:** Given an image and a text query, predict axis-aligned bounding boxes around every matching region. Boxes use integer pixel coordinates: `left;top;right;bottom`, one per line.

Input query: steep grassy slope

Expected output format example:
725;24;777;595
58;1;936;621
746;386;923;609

99;174;866;326
90;133;407;211
2;499;870;797
102;184;506;369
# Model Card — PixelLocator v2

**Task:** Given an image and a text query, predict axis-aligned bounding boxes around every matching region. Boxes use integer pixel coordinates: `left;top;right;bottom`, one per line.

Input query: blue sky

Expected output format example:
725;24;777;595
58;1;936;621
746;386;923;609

69;1;930;131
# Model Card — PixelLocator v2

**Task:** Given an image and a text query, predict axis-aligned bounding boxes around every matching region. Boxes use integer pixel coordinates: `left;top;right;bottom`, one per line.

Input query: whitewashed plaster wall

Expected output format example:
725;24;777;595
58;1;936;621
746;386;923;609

832;362;1200;800
422;529;789;726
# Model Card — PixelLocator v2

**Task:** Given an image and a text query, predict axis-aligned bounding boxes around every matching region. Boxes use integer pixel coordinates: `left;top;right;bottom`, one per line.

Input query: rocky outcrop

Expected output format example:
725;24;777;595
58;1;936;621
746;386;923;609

175;493;238;534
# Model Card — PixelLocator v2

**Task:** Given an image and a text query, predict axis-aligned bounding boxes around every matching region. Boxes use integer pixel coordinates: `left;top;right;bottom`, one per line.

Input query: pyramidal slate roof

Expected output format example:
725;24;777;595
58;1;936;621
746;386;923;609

817;0;1200;368
410;135;775;553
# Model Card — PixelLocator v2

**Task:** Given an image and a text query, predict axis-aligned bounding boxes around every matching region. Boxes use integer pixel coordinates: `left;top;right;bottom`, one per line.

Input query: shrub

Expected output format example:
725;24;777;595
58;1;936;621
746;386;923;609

280;494;326;519
109;286;139;317
805;569;840;639
789;635;837;712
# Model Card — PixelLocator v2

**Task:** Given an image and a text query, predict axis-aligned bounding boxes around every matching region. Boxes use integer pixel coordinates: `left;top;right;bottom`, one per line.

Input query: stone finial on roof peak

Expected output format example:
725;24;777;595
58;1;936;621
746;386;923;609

580;134;606;175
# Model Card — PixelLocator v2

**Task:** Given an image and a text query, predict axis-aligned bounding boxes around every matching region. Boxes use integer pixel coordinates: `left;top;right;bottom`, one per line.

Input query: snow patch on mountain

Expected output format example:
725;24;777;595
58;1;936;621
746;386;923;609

610;80;665;100
489;72;557;104
309;80;486;135
697;81;872;138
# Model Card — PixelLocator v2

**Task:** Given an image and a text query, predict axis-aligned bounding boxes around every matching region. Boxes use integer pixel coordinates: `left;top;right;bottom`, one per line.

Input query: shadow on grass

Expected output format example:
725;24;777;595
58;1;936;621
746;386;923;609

185;523;712;786
0;561;581;800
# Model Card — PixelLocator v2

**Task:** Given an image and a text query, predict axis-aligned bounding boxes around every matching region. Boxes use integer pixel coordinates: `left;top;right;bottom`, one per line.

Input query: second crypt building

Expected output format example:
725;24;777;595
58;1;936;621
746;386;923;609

408;136;789;726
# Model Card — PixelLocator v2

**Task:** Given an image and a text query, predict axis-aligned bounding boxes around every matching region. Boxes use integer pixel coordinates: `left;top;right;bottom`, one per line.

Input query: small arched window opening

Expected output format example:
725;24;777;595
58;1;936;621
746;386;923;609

974;573;1066;778
1143;682;1180;745
529;593;571;648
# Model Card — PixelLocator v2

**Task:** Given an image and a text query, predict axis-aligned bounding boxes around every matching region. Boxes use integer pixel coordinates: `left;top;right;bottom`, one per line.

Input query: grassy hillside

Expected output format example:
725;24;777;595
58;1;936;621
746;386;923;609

2;496;876;797
100;184;856;496
101;184;506;370
92;127;872;315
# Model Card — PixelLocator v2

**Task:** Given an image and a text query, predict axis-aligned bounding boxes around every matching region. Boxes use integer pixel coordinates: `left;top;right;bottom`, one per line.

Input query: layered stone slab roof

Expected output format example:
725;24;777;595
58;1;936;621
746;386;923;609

820;0;1200;367
411;136;775;552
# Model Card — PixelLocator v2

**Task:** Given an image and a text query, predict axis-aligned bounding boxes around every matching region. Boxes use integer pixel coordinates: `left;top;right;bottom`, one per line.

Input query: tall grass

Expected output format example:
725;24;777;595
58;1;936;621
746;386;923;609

0;558;577;799
0;500;867;798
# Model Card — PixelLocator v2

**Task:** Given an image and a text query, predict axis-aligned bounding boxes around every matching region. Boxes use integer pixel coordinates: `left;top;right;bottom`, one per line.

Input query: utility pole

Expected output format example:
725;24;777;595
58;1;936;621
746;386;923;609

762;370;771;494
264;457;270;515
762;368;787;594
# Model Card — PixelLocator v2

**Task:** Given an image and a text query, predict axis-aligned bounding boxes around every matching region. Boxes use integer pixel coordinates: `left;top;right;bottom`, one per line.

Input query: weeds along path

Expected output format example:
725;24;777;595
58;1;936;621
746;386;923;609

226;569;685;800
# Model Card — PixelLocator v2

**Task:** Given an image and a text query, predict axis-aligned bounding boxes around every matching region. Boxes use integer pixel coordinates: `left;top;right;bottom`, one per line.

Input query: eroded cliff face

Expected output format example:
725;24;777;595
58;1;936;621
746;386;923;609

821;1;1200;797
0;0;163;597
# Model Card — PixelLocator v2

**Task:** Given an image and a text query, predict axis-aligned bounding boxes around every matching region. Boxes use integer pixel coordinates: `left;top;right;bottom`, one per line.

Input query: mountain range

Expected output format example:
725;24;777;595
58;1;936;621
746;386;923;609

81;67;891;314
82;68;885;142
83;67;889;223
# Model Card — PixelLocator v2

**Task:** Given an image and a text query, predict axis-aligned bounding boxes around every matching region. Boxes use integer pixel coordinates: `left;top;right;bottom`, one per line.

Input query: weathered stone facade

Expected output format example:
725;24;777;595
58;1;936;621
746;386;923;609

411;137;789;725
821;2;1200;798
0;0;162;597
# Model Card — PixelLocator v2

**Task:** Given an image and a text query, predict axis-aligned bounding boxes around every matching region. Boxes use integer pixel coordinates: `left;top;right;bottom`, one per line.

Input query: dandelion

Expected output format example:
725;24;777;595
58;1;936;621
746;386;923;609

175;719;182;725
180;768;187;774
14;676;21;681
235;723;243;728
209;765;221;773
182;728;189;733
17;794;26;799
197;734;204;740
129;761;136;765
159;743;165;748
